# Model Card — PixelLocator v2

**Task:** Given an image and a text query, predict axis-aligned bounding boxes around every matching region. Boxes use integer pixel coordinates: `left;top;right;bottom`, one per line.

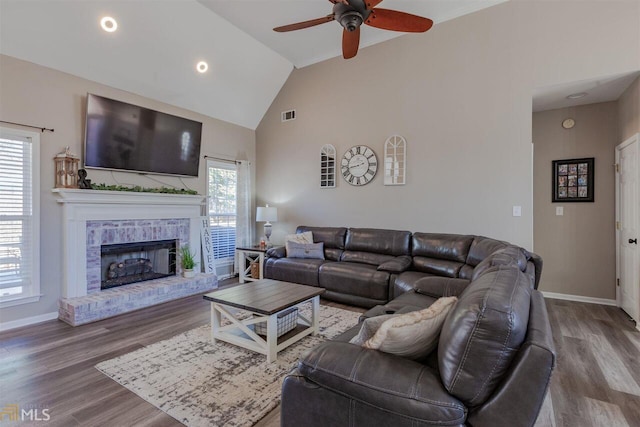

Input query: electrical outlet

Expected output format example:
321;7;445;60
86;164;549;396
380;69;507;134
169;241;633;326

512;206;522;217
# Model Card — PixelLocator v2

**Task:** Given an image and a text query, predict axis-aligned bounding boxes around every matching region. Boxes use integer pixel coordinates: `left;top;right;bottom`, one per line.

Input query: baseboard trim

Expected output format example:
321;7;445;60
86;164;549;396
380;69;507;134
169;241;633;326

542;291;617;306
0;311;59;332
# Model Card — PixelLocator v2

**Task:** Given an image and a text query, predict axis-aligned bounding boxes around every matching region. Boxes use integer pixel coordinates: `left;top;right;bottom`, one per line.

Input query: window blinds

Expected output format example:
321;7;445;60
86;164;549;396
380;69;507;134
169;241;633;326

0;136;33;293
207;165;237;262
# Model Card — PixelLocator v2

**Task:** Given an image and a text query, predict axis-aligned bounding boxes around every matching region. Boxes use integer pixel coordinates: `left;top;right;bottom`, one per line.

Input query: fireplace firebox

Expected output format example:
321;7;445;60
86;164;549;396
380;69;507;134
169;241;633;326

101;239;177;289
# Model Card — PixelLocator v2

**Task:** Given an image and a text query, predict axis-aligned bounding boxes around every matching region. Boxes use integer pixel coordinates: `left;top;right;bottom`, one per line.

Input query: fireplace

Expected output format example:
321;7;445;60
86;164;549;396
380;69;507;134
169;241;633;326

54;189;218;326
101;239;177;289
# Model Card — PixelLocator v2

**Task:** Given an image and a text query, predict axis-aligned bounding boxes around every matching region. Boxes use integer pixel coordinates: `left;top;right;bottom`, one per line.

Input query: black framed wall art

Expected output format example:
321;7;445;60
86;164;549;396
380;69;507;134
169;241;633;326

552;157;594;202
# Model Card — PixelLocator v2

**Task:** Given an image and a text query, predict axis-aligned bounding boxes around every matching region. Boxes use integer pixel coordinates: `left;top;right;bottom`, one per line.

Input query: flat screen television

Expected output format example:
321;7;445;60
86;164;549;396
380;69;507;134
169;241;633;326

84;94;202;177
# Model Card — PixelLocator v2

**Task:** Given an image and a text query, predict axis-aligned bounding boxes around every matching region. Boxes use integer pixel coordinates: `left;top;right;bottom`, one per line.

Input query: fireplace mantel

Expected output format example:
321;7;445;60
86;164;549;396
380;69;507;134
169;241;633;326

53;188;206;299
52;188;205;206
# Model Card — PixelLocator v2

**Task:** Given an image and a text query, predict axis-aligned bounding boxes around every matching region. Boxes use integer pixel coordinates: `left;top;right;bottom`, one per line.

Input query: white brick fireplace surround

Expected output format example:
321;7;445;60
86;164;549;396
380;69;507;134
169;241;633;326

53;189;217;326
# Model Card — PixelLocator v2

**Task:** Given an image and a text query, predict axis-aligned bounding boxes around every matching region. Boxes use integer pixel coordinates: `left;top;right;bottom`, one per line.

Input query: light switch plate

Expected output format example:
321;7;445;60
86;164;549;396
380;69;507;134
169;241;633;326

556;206;564;216
512;206;522;217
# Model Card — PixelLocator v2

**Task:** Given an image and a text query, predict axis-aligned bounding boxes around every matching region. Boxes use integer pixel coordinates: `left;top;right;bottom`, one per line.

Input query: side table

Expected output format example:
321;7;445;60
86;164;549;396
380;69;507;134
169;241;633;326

236;245;268;283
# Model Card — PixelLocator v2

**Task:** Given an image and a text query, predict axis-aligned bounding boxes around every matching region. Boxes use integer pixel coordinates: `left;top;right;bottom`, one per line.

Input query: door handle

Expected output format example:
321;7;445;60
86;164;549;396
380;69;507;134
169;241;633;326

629;238;638;245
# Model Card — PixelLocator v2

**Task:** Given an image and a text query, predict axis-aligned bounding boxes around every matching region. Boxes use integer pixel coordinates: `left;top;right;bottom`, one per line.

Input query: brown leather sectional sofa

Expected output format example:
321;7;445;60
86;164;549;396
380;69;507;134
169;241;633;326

265;226;542;307
266;226;555;427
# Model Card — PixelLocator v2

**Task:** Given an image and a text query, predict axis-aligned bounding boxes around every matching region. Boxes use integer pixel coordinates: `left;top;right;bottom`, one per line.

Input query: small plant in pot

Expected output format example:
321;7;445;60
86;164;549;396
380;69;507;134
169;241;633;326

180;245;198;278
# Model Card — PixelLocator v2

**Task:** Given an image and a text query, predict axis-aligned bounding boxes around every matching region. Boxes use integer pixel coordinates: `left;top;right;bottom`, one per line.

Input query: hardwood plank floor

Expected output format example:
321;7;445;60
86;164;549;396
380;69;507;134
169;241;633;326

1;282;638;426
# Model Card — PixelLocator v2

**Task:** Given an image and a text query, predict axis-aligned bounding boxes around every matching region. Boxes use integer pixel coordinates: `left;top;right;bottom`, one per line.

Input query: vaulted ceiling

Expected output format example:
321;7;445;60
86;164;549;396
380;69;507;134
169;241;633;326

0;0;506;129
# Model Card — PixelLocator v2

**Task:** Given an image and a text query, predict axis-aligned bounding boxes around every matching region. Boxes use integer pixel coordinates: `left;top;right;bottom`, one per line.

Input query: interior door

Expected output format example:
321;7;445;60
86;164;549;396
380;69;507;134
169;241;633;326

616;134;640;324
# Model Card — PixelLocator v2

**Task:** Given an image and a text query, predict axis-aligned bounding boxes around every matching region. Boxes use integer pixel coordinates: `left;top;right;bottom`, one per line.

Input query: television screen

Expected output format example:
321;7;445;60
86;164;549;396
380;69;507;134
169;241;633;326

84;94;202;177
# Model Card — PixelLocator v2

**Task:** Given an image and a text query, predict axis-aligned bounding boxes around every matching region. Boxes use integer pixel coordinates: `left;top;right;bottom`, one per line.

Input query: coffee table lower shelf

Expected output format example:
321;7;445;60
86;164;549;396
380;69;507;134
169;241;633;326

209;295;320;363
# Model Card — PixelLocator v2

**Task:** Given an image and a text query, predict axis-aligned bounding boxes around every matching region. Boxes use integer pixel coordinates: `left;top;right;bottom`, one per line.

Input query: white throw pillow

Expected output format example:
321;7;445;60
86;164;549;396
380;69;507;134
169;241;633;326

285;231;313;257
359;296;458;360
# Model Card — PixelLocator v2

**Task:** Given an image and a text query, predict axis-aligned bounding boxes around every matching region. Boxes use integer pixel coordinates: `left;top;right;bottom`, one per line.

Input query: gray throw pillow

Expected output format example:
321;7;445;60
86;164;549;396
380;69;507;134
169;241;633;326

285;231;314;257
349;314;397;346
287;241;325;259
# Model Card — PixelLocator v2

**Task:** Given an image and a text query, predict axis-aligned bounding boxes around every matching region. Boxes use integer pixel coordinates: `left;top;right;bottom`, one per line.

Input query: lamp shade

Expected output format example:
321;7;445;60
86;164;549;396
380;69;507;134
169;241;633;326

256;205;278;222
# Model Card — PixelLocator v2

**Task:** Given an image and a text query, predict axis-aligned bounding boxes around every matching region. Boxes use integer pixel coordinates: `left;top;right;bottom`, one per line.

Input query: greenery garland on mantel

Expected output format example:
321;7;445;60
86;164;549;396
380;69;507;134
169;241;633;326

90;183;198;195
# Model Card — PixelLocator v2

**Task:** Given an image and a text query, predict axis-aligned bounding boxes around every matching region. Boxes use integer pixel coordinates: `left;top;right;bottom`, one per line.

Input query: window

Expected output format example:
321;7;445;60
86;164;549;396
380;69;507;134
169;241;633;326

0;127;40;307
206;160;237;279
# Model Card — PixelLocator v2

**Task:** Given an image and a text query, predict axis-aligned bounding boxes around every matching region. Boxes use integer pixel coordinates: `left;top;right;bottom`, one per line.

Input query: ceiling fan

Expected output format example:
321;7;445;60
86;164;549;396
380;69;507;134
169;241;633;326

273;0;433;60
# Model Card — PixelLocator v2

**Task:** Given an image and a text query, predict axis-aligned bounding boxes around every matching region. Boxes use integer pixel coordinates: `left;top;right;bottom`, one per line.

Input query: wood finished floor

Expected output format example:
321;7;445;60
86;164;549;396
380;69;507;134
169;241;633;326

1;281;639;427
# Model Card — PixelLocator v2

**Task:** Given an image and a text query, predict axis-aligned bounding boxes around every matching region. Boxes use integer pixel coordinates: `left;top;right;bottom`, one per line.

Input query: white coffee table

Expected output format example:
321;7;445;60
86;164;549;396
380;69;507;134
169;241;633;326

203;279;325;363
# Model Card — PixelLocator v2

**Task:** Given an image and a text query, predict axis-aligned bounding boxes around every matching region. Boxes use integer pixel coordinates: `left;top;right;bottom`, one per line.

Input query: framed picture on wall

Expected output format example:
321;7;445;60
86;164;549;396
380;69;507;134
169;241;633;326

552;157;594;202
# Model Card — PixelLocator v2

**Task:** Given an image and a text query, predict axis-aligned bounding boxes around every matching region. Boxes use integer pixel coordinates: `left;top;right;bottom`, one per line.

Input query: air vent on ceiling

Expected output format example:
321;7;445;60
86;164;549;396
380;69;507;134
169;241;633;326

281;110;296;122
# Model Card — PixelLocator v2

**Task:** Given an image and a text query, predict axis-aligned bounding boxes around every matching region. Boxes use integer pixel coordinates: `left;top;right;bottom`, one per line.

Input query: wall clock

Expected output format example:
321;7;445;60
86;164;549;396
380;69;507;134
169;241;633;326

341;145;377;186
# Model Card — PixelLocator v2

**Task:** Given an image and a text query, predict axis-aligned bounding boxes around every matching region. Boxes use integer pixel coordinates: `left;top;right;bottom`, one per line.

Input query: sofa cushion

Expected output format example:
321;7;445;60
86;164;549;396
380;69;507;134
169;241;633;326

362;291;439;320
438;265;532;407
377;255;412;273
298;341;467;424
458;264;474;280
393;271;434;297
411;233;474;262
319;262;390;301
345;228;411;256
354;297;458;360
414;276;470;298
297;226;346;249
412;257;464;277
465;236;508;267
265;258;325;286
287;242;325;260
340;251;395;266
284;231;313;256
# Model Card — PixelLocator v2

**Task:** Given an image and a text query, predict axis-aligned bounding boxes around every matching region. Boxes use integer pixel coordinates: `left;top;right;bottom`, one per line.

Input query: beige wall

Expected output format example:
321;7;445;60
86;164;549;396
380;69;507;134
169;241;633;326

533;103;618;300
0;54;256;325
619;76;640;141
256;1;640;253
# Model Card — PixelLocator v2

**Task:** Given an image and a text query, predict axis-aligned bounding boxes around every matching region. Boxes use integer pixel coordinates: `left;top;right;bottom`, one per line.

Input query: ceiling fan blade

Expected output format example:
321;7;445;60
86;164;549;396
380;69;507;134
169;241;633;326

363;0;384;10
365;8;433;33
342;27;360;59
273;15;334;32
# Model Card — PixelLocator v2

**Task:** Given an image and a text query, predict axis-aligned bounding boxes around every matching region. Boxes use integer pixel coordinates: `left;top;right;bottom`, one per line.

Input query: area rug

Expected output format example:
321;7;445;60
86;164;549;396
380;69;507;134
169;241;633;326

96;304;360;427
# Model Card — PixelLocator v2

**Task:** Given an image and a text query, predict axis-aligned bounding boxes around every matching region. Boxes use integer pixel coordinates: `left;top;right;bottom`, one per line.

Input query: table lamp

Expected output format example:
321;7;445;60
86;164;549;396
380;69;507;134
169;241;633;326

256;204;278;246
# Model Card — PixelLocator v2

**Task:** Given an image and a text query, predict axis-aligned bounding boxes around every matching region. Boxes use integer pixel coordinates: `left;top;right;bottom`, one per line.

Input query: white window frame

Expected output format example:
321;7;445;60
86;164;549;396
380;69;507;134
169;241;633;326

0;127;41;308
206;159;237;279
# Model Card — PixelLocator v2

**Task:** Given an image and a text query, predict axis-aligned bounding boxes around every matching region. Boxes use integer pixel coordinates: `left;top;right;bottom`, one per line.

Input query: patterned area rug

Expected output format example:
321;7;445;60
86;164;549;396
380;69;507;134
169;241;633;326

96;304;360;427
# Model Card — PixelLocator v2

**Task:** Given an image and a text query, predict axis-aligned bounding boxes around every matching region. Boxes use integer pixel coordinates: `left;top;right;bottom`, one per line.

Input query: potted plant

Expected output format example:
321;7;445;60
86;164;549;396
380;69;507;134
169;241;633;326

180;245;198;278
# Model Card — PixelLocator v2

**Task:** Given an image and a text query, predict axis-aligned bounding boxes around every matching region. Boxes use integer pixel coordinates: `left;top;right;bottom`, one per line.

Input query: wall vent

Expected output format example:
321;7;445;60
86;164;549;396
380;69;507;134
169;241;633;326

281;110;296;122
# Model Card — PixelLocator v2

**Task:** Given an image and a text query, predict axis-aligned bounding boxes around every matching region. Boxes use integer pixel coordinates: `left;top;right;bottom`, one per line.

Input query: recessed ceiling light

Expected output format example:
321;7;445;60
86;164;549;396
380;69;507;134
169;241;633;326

100;16;118;33
196;61;209;73
566;92;588;99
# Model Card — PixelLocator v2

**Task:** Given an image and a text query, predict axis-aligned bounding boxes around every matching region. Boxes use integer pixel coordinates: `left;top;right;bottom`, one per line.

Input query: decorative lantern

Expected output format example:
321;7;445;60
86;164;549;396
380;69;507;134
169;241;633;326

54;147;79;188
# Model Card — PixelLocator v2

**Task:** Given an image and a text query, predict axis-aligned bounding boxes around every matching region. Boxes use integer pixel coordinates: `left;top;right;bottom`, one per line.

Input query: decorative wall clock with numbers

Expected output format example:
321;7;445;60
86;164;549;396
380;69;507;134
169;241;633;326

341;145;377;186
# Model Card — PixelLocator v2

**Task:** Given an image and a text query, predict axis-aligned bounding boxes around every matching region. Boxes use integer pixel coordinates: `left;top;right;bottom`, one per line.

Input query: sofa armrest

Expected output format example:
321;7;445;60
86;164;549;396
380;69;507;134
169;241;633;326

528;252;543;289
297;341;466;423
413;276;470;298
377;255;412;273
265;245;286;258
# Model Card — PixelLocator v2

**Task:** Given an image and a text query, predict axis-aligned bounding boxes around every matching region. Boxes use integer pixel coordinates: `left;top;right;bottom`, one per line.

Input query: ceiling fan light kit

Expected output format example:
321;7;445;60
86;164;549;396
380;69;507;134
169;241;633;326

273;0;433;60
